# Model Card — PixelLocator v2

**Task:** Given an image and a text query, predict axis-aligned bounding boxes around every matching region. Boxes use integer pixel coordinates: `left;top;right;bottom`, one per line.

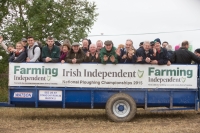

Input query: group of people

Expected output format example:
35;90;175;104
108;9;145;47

1;35;200;65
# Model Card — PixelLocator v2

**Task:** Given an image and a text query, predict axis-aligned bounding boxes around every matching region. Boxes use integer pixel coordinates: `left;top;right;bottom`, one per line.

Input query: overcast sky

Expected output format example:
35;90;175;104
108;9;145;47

87;0;200;50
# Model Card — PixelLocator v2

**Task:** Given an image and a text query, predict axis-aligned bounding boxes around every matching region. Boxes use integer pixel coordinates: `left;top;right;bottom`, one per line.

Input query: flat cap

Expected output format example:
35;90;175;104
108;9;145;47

21;38;27;42
104;40;113;45
72;42;80;46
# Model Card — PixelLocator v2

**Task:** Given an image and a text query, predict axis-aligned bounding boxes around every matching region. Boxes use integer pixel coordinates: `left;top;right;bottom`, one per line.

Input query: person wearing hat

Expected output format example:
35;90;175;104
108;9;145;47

42;36;60;63
194;48;200;57
150;38;169;65
100;40;118;64
21;38;27;48
150;41;155;49
65;42;85;63
171;41;200;64
137;42;143;51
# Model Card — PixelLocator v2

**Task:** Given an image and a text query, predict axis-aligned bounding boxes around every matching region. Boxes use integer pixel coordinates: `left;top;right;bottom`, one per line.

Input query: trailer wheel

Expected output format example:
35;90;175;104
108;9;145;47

106;93;137;122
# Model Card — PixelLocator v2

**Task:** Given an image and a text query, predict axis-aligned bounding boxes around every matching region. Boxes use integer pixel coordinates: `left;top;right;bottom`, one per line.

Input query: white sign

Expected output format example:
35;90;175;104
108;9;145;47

9;63;198;89
39;90;62;101
13;92;33;98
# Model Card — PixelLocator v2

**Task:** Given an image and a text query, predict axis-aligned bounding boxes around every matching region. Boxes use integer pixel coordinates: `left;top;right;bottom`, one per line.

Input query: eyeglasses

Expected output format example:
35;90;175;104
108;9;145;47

105;44;111;46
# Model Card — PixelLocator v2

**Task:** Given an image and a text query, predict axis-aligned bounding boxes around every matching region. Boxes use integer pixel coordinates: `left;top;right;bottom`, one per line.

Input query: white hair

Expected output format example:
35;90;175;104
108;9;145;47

143;41;150;45
89;44;97;48
126;39;133;44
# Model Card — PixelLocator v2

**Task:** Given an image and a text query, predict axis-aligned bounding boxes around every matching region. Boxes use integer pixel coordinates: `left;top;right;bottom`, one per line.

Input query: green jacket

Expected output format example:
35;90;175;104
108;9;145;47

100;46;118;64
42;45;60;62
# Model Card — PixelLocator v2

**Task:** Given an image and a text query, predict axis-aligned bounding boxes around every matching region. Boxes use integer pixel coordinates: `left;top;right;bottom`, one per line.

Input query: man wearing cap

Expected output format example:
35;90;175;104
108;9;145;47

171;41;200;64
194;48;200;57
42;36;60;63
150;41;155;49
137;42;143;50
150;38;169;65
65;42;85;63
100;40;118;64
21;38;27;48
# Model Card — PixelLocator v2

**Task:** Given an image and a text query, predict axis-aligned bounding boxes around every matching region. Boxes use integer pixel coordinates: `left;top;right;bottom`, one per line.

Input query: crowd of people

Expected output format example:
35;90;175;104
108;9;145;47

0;35;200;65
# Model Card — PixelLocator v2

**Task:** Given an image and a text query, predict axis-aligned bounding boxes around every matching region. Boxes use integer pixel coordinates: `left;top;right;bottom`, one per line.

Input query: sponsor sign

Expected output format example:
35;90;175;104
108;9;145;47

39;90;62;101
9;63;198;89
13;92;33;98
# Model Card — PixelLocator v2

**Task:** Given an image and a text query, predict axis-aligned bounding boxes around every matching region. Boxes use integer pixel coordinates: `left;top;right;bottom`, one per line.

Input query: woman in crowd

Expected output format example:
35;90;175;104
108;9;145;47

9;42;26;62
60;43;71;63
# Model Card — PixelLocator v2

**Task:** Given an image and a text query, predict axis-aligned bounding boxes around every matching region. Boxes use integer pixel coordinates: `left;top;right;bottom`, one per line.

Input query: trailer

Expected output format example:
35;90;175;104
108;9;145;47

0;63;199;122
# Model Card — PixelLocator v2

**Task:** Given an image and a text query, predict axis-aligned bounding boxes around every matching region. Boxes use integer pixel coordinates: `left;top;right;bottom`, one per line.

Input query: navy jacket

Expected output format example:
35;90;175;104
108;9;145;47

9;51;27;62
136;47;154;64
152;47;169;65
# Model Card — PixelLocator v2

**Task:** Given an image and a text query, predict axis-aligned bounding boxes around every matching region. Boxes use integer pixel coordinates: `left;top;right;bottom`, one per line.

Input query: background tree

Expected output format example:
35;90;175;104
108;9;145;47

0;0;98;44
0;0;10;24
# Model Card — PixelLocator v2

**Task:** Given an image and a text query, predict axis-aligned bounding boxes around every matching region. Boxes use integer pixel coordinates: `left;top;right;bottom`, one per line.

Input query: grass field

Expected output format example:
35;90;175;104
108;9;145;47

1;75;200;133
0;108;200;133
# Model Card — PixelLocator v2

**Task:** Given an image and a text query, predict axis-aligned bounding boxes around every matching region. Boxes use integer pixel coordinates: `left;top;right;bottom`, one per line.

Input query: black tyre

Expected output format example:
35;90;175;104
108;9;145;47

106;93;137;122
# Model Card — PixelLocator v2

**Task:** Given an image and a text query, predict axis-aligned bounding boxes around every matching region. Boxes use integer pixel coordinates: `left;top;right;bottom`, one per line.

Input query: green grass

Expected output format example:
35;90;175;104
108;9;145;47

0;75;8;102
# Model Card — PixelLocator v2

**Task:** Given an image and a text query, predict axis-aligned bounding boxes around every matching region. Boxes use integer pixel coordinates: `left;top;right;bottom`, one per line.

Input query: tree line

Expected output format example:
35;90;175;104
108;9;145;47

0;0;98;44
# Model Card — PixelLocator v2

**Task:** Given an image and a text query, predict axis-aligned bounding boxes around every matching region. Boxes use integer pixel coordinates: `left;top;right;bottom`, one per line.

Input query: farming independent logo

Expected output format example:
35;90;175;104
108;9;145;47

148;67;193;83
13;66;58;82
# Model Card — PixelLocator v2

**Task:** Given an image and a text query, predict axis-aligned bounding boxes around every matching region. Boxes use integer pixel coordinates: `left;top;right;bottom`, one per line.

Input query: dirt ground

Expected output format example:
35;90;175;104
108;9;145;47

0;108;200;133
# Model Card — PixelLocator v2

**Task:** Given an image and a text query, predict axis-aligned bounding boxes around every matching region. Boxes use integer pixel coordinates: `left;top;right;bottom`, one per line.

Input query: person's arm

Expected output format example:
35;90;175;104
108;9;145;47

100;51;107;64
136;49;146;63
65;53;72;63
0;36;8;52
50;58;60;63
42;47;46;62
0;42;8;52
50;48;60;63
76;52;85;63
84;55;90;63
132;55;137;63
13;51;27;62
95;54;101;63
111;53;118;64
30;47;41;62
8;54;15;62
191;51;200;64
157;50;169;65
170;52;176;63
